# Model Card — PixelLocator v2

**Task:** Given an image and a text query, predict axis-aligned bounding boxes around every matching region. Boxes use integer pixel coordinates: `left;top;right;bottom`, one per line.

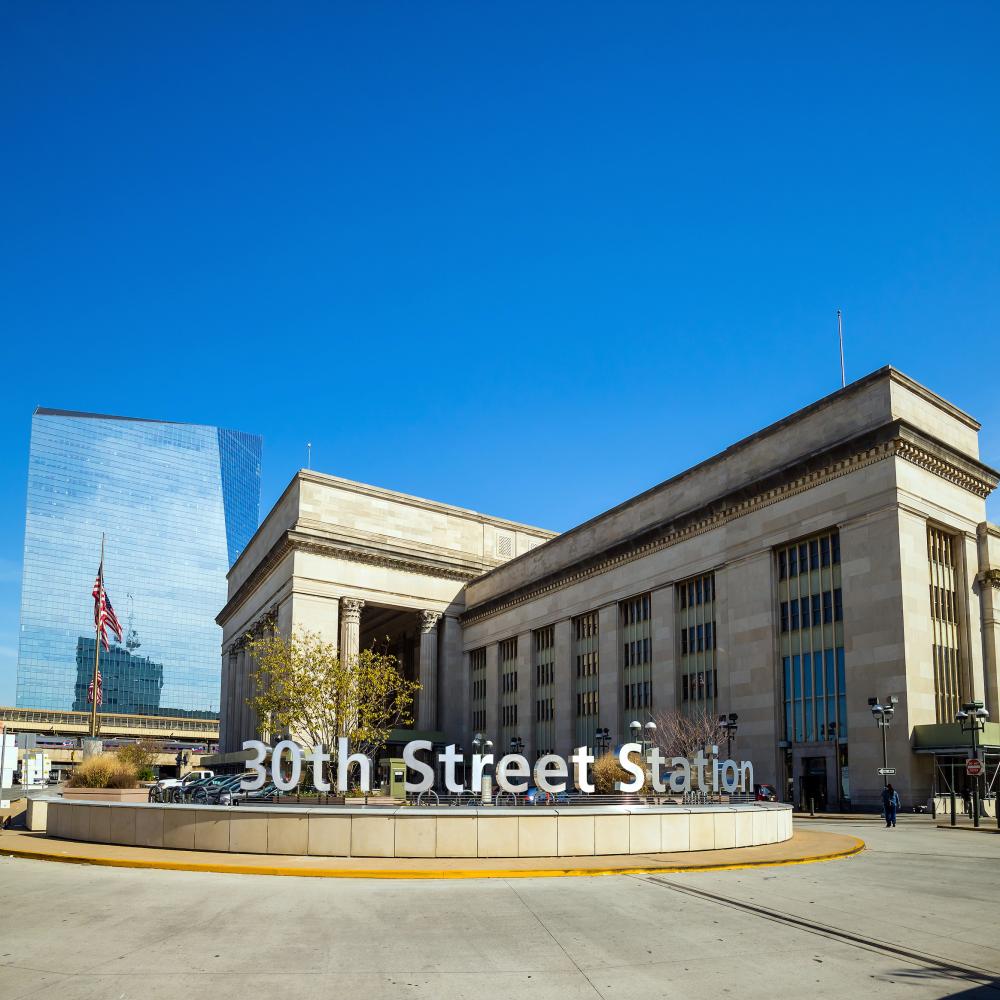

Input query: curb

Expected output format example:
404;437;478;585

0;837;866;880
935;824;1000;835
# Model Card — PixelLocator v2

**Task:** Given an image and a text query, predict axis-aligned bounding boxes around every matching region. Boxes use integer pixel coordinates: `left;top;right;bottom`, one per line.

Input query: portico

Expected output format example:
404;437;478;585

215;471;555;754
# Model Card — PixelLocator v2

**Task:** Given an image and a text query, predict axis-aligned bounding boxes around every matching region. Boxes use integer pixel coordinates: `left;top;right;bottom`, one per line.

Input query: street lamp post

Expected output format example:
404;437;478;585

718;713;739;761
629;719;658;754
868;695;897;788
472;732;494;805
955;701;989;829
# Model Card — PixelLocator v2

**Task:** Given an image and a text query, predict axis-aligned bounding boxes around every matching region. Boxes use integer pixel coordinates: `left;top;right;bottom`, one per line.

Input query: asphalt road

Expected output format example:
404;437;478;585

1;817;998;1000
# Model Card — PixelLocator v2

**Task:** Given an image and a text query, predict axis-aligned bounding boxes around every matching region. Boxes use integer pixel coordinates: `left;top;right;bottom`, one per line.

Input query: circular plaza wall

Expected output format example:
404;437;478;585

43;800;792;859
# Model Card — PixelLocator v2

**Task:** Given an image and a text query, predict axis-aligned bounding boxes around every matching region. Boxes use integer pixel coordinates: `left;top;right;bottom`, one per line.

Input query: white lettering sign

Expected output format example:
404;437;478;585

239;741;754;796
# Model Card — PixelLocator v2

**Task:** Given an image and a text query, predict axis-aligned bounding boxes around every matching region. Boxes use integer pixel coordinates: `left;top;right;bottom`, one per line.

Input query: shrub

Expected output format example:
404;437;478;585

106;763;139;788
67;754;117;788
592;751;650;794
66;754;139;789
114;740;158;781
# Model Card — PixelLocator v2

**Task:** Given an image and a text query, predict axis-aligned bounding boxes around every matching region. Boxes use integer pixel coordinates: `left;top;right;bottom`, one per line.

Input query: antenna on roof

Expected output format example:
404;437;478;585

837;309;846;388
307;442;312;470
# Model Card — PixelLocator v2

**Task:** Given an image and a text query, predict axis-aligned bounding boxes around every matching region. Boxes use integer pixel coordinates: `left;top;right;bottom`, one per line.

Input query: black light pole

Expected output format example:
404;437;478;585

956;701;989;829
719;713;739;760
472;732;494;805
869;696;897;788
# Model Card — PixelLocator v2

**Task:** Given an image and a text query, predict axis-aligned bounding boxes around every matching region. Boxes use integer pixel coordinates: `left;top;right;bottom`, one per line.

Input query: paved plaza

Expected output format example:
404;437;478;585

0;817;998;1000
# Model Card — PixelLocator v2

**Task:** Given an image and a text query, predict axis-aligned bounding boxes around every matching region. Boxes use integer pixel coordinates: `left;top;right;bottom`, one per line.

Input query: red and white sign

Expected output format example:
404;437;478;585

966;758;983;777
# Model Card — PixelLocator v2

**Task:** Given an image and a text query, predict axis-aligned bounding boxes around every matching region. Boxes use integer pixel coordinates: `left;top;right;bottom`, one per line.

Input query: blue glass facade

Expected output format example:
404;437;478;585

16;409;261;716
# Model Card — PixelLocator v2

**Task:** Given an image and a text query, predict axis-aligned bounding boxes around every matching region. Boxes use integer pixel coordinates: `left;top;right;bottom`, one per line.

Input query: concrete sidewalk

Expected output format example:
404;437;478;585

0;826;863;878
0;819;994;1000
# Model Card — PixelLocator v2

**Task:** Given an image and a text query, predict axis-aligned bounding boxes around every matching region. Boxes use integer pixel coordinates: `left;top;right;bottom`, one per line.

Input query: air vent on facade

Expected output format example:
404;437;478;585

497;533;514;558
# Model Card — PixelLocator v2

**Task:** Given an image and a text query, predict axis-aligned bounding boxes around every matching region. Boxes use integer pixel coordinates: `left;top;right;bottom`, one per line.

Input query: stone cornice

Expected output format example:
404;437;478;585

223;603;278;653
217;530;484;626
895;438;996;499
981;569;1000;590
461;423;998;627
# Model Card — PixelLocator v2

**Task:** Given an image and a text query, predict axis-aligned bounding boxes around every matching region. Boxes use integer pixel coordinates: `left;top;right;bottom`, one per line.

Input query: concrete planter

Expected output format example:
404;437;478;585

44;800;793;857
62;788;149;803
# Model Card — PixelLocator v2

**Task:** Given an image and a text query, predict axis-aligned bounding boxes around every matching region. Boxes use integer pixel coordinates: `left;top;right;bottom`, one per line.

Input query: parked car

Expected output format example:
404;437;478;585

149;769;214;802
755;783;778;802
190;774;246;805
149;771;208;803
171;774;219;804
229;781;280;806
524;786;569;805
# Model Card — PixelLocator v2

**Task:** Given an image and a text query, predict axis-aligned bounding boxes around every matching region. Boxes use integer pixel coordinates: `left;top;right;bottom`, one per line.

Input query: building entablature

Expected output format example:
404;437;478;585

462;418;998;627
218;470;556;630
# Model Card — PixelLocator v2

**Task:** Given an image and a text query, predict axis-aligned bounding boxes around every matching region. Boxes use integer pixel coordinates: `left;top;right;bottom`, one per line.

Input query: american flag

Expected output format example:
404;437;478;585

87;670;103;706
92;562;123;651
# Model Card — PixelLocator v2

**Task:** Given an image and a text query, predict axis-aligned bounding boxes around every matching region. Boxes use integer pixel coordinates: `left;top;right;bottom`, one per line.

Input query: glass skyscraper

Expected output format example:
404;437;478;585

16;409;261;717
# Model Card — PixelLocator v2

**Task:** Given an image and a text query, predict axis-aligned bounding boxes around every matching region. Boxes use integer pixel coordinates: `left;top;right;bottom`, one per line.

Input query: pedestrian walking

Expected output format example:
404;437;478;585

881;783;900;828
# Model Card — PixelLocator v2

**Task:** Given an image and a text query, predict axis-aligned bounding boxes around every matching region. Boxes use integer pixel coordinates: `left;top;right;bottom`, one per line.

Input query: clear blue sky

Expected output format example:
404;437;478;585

2;3;998;704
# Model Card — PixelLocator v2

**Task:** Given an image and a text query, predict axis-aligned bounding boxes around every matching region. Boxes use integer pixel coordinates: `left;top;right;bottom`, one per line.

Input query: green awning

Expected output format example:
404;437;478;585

912;722;1000;753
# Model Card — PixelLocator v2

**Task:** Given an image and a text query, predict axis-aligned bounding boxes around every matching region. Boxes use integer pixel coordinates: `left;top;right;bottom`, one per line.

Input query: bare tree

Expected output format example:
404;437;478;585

649;708;726;759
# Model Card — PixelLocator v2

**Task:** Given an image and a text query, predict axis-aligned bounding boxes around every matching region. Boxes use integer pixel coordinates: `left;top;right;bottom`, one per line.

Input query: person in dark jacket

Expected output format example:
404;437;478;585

881;783;901;828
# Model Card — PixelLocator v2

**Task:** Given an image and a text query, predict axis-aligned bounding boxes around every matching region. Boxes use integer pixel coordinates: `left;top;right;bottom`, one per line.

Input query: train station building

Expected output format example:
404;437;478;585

216;367;1000;810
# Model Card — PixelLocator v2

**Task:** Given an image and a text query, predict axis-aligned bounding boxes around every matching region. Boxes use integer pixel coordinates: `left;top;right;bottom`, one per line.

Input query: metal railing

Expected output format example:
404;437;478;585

0;705;218;738
405;791;728;807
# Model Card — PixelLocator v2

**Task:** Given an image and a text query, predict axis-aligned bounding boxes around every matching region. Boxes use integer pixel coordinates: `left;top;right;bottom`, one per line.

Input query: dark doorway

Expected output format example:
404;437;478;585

800;756;828;811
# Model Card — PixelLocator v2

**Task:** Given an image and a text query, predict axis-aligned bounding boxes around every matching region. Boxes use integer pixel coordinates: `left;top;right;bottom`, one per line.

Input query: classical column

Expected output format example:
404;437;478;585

417;610;442;731
437;615;465;744
223;645;237;753
339;598;365;665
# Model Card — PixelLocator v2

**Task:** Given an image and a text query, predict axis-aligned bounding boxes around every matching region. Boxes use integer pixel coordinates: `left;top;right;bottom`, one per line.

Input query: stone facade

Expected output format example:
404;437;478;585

216;472;555;754
217;368;1000;809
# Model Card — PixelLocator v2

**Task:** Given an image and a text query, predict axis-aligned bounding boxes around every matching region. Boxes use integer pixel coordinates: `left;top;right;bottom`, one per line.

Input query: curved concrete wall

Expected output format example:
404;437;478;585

44;801;792;858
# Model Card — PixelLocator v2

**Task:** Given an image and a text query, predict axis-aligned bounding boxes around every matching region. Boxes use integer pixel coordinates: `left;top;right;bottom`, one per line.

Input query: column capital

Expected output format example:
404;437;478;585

419;610;443;634
340;597;365;624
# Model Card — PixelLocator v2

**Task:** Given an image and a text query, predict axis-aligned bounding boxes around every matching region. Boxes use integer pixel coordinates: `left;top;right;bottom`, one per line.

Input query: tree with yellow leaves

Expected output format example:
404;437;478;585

244;629;418;777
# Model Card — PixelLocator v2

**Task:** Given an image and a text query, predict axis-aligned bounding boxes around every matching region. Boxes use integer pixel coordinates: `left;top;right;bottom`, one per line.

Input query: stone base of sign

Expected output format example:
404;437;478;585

40;799;792;858
61;789;151;804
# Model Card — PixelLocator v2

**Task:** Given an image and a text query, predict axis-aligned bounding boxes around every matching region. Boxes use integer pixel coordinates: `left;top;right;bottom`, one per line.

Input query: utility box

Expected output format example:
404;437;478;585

379;757;407;799
21;750;51;787
0;732;17;808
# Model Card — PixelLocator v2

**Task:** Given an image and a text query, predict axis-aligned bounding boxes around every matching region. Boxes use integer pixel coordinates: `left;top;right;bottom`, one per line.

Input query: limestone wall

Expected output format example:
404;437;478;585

45;800;793;858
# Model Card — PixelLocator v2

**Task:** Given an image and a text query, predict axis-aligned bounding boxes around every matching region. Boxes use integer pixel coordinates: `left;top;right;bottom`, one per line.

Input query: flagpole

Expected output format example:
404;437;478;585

837;309;846;388
89;533;104;739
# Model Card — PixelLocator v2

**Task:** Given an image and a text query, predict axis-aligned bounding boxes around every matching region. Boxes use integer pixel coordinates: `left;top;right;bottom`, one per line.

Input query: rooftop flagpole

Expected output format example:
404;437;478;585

89;533;104;738
838;309;846;388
